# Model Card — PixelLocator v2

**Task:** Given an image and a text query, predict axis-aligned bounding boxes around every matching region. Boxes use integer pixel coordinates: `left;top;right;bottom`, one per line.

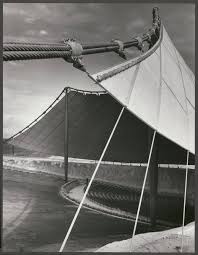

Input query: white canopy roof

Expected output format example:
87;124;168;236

92;25;195;154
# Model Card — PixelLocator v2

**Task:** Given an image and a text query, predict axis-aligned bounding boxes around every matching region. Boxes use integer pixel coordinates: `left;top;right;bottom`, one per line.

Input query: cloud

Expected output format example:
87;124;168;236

26;30;37;36
3;83;55;138
126;18;147;34
3;5;26;16
24;17;36;24
39;30;48;36
3;3;195;138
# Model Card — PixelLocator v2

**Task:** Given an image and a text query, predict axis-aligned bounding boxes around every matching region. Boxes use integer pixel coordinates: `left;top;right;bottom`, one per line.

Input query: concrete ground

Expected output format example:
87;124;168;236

97;222;195;252
3;168;148;252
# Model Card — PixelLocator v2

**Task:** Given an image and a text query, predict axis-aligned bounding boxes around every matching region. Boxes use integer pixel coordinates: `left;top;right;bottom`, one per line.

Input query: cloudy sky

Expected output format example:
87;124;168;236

3;3;195;138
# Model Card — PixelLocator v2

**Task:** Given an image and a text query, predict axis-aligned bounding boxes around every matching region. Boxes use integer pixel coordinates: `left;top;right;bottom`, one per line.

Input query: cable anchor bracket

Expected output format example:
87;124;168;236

135;36;144;52
111;39;127;60
145;32;152;44
62;38;86;72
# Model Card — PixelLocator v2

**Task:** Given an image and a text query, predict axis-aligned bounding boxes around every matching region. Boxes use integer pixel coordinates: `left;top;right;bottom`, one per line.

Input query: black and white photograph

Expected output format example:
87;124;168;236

2;2;195;252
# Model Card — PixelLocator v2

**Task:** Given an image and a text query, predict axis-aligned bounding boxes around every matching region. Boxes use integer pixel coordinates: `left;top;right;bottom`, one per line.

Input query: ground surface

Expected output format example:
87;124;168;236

3;165;194;253
97;222;195;252
3;168;148;252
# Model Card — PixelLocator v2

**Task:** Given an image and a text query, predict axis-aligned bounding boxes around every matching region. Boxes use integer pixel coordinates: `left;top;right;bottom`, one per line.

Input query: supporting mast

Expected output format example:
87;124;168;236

64;87;69;183
181;150;189;252
59;107;125;252
148;127;158;229
12;145;15;156
130;130;156;251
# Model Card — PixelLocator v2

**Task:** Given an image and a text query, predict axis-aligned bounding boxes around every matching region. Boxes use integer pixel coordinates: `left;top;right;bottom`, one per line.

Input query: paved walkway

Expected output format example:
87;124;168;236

3;188;35;239
3;168;137;252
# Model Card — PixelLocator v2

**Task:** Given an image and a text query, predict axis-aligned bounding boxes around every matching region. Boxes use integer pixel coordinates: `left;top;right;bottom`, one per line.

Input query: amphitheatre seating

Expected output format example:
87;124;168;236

86;180;194;225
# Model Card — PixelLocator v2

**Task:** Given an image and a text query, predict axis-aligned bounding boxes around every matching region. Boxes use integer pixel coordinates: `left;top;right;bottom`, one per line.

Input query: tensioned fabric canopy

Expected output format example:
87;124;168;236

92;26;195;154
8;88;194;164
7;25;194;163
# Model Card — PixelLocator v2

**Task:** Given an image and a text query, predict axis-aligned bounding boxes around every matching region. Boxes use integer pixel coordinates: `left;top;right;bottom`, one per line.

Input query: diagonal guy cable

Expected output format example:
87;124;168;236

130;129;156;251
59;106;125;252
181;150;189;252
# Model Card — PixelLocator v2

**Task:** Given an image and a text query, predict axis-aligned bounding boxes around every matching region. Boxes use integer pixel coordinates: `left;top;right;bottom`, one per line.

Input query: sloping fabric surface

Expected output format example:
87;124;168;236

8;25;194;163
8;90;194;164
92;26;195;154
9;91;148;162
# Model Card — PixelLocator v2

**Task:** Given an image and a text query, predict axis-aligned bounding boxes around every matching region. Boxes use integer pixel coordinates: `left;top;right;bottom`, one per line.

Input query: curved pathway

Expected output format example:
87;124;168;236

3;168;142;252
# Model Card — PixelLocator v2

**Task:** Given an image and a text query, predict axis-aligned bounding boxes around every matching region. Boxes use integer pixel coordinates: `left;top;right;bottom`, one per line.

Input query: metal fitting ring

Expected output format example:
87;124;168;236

111;39;124;52
63;39;83;57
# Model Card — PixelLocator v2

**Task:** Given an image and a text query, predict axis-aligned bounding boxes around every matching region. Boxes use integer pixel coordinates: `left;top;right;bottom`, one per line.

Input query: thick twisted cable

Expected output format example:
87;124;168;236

3;9;160;57
3;30;155;53
4;41;65;46
4;35;149;52
4;8;159;52
3;8;160;62
3;50;72;62
3;44;71;52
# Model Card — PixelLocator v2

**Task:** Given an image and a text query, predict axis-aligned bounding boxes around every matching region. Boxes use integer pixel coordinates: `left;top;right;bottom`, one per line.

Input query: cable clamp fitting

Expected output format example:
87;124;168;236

145;32;152;43
153;21;160;38
111;39;127;60
64;87;71;94
153;21;160;33
63;38;86;72
145;32;154;49
135;36;144;52
149;27;156;36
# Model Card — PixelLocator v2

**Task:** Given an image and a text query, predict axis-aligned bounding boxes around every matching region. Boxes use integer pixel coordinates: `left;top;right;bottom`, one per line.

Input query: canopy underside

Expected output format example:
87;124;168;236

7;25;195;164
8;90;194;164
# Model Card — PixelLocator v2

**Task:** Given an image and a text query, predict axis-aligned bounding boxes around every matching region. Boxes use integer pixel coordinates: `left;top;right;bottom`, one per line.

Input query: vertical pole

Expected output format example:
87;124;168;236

181;150;189;252
130;130;156;251
12;145;14;156
59;107;125;252
64;87;68;183
148;127;158;229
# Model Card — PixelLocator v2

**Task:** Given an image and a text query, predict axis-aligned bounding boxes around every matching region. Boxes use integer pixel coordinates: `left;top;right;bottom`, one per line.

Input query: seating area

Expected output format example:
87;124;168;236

86;180;194;225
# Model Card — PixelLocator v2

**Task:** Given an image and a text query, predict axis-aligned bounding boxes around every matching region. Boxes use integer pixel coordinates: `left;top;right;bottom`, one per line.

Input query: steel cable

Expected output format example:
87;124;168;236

3;36;149;52
3;8;161;62
3;34;153;56
4;88;66;143
3;50;72;62
3;44;71;52
5;86;106;144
